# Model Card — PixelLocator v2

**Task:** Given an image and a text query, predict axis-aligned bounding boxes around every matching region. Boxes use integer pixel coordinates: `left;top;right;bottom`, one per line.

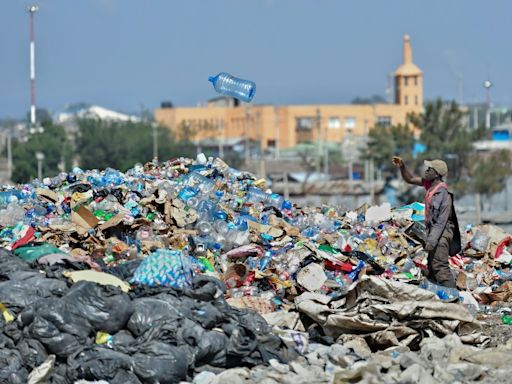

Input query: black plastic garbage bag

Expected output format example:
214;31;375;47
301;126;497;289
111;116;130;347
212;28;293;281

3;322;23;344
191;301;224;329
106;259;142;281
64;281;133;334
132;342;189;384
127;298;182;337
0;248;30;277
196;330;229;367
16;338;49;369
27;316;83;357
22;297;93;342
0;348;29;383
112;330;136;350
111;370;143;384
187;275;226;301
235;309;271;335
0;272;68;312
67;346;133;381
226;326;258;360
132;318;182;347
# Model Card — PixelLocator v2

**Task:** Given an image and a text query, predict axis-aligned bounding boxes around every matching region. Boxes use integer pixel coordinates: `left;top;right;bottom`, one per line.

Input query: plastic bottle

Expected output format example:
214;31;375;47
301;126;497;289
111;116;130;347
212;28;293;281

501;314;512;324
208;72;256;103
419;280;459;301
268;193;284;209
178;186;199;202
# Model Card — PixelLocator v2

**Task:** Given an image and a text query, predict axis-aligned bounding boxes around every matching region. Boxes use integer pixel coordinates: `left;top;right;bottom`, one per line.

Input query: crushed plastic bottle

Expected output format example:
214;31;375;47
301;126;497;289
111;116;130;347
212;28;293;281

208;72;256;102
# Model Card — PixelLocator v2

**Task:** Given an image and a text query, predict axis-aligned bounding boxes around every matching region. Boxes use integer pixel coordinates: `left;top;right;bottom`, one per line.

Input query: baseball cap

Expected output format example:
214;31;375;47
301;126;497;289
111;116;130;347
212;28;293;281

424;159;448;176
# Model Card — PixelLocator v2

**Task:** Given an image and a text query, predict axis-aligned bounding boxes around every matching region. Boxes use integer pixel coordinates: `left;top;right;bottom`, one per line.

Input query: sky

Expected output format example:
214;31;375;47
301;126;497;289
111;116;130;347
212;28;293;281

1;0;511;119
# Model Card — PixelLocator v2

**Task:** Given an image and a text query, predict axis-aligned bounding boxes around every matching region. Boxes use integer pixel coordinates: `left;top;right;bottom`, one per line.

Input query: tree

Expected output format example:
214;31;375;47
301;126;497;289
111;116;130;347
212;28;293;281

11;121;72;183
25;108;53;126
76;119;199;171
408;99;476;184
362;123;415;174
469;150;512;210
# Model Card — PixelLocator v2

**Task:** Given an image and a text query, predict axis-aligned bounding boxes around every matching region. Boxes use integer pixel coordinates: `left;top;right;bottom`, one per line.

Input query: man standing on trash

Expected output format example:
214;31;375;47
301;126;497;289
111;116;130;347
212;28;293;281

392;157;461;288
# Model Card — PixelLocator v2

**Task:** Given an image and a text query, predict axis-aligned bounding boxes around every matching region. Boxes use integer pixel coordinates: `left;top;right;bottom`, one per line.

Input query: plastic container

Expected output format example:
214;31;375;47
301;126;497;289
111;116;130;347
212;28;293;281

419;279;459;301
208;72;256;102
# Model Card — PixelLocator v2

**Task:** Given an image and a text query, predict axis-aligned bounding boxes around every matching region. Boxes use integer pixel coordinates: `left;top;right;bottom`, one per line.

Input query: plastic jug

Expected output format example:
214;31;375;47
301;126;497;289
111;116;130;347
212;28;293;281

208;72;256;102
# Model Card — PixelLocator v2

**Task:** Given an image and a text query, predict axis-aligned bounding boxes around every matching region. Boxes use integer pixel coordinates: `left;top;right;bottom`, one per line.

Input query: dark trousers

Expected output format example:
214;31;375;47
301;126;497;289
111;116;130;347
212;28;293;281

427;221;456;288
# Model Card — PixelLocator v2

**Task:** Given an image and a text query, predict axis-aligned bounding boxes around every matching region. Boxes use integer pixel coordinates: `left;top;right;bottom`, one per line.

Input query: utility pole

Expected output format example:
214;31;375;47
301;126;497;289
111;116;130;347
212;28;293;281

274;106;280;160
35;152;44;180
152;123;158;160
7;133;12;181
316;108;321;175
27;5;38;130
218;118;225;158
483;79;493;129
369;158;375;205
244;105;251;166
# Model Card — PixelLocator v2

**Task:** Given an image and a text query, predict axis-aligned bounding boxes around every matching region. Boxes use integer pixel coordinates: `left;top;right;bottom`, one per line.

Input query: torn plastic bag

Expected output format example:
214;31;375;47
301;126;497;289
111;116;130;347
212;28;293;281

67;346;133;382
127;298;182;337
132;342;189;384
226;326;258;361
64;281;133;334
0;346;29;383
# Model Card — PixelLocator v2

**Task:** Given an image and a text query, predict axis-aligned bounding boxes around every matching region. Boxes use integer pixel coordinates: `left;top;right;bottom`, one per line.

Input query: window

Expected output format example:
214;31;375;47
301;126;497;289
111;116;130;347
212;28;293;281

415;95;418;105
404;77;408;86
328;116;341;129
414;76;418;86
377;116;392;127
296;117;314;131
344;117;356;130
404;96;408;105
267;139;276;148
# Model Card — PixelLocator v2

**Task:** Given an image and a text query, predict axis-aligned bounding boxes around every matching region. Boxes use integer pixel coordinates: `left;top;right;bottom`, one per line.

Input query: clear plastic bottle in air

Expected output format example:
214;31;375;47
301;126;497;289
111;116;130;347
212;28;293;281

208;72;256;103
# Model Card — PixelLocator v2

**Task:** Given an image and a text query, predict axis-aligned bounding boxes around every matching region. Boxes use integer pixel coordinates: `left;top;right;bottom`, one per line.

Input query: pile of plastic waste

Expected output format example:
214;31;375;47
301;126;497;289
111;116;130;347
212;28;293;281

0;155;509;383
0;156;435;305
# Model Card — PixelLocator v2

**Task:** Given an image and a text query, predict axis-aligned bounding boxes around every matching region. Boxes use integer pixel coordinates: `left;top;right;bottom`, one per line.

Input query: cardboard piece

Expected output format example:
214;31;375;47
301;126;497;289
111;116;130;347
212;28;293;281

98;213;125;230
36;188;59;204
247;220;284;238
71;206;99;229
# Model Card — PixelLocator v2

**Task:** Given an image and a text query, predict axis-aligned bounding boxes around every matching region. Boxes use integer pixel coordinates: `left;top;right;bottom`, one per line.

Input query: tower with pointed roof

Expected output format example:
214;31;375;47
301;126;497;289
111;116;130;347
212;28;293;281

394;34;423;111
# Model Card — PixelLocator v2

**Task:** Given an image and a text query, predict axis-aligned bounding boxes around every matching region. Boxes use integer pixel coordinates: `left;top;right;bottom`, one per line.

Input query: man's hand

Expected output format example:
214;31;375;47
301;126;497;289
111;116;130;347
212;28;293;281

391;156;404;168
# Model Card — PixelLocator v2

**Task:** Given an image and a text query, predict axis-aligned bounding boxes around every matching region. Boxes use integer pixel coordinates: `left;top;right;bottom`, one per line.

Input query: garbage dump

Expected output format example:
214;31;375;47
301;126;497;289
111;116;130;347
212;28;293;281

0;154;511;383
